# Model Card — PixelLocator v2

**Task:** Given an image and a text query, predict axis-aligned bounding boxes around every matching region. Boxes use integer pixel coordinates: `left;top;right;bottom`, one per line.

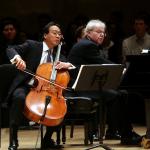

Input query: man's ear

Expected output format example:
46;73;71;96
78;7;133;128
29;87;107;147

43;33;47;40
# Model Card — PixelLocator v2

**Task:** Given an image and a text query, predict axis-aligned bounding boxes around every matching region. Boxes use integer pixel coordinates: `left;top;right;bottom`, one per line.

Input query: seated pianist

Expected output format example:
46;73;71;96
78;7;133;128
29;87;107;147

68;19;142;146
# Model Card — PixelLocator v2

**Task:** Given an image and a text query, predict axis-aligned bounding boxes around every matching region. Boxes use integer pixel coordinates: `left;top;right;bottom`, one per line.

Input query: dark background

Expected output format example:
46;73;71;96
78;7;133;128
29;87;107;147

0;0;150;38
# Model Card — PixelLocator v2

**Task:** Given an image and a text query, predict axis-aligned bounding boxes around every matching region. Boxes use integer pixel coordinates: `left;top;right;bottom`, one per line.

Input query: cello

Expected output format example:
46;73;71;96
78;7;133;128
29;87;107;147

24;42;70;126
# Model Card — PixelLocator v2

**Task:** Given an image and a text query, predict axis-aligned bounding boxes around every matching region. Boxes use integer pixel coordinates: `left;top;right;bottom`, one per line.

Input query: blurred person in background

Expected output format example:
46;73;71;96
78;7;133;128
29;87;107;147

122;11;150;64
0;17;27;64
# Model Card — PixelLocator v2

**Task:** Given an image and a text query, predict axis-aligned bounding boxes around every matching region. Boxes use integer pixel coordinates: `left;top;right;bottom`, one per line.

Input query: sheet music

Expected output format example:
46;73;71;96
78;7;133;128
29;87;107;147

72;65;84;89
72;64;125;90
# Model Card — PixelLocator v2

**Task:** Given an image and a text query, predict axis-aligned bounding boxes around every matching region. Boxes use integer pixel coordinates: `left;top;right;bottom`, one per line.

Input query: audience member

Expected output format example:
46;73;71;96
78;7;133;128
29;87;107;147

74;25;85;42
122;11;150;64
0;17;27;128
0;17;27;64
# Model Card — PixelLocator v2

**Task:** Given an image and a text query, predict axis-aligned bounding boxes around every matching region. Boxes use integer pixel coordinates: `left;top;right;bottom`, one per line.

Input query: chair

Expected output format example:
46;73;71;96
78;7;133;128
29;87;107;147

40;96;107;146
61;96;106;145
0;64;18;147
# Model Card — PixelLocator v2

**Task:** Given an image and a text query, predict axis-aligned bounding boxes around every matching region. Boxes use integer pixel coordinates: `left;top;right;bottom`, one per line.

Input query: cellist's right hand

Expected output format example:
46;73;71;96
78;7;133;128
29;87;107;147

14;56;26;71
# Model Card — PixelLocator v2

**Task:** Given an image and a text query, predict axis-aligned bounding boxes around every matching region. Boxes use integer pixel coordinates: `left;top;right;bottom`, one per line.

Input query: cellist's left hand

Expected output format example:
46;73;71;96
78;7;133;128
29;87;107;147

55;61;75;70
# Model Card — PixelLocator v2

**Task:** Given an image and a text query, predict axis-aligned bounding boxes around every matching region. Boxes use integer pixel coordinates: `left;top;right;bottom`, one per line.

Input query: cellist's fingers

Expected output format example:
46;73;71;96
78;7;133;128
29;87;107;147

55;61;73;69
55;61;62;69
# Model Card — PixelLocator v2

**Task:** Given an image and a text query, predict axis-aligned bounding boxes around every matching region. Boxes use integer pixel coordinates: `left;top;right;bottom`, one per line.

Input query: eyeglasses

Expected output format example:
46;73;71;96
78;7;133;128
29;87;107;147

49;30;62;37
92;30;106;37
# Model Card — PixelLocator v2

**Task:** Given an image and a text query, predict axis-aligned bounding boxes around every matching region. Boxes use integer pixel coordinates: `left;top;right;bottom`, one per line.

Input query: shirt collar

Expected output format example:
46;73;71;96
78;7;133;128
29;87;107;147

43;41;49;52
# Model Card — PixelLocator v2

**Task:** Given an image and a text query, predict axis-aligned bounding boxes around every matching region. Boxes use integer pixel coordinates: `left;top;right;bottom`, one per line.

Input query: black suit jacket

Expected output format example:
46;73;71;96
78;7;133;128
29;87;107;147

68;38;111;65
6;40;66;102
68;38;112;86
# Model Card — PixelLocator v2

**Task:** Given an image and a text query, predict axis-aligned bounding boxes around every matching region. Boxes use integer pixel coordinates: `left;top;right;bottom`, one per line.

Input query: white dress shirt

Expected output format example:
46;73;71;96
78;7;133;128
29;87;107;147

122;33;150;56
40;42;53;64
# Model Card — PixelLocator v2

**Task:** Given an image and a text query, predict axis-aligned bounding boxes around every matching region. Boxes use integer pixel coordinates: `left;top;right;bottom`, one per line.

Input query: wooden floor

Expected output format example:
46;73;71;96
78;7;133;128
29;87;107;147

0;125;147;150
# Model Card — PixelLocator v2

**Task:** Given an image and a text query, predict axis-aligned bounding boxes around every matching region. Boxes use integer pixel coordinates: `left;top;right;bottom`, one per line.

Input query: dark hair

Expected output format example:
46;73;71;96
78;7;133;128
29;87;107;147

42;21;61;38
0;17;20;33
134;11;150;26
74;25;85;42
0;17;23;44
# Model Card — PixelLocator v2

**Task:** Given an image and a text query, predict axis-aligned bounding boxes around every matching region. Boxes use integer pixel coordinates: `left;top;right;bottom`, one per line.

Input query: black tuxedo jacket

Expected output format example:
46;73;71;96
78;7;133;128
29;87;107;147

68;38;112;86
6;40;66;102
68;38;111;65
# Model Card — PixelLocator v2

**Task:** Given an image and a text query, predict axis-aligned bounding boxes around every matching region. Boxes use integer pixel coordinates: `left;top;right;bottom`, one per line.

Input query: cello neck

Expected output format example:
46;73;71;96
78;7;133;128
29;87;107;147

50;42;62;81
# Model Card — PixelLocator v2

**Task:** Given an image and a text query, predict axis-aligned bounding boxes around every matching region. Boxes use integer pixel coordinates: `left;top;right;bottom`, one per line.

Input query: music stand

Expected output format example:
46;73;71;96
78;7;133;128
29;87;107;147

73;64;123;91
72;64;124;150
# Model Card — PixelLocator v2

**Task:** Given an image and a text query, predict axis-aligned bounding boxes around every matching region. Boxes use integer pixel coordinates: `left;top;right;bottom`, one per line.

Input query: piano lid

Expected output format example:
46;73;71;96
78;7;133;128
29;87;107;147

121;54;150;87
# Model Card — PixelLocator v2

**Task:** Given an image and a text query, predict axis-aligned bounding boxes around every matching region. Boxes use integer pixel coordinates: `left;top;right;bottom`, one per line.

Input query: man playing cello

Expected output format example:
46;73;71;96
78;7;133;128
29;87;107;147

6;21;73;150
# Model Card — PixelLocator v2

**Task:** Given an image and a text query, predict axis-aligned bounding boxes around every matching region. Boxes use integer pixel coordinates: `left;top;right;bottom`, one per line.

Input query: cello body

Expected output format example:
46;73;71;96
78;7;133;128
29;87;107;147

24;63;70;126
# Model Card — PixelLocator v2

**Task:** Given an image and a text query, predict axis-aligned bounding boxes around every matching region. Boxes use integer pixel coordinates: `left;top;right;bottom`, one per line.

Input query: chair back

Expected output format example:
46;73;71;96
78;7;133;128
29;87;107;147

0;64;17;102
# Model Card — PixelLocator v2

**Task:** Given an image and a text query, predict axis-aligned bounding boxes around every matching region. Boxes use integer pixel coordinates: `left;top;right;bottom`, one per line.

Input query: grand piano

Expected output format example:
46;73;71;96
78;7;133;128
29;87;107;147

120;54;150;128
120;54;150;98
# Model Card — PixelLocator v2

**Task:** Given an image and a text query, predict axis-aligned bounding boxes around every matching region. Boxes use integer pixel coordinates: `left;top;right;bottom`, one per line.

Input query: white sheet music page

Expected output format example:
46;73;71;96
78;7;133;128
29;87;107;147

72;64;124;90
72;64;113;89
72;65;84;89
